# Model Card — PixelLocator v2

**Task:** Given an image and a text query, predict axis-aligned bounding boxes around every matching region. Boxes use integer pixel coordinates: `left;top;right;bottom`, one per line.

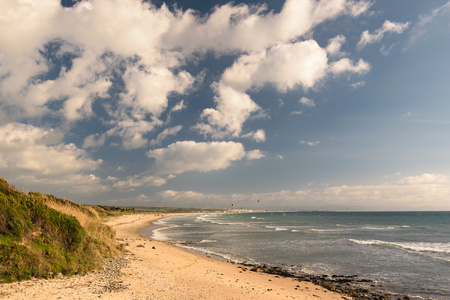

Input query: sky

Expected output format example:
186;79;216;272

1;0;449;211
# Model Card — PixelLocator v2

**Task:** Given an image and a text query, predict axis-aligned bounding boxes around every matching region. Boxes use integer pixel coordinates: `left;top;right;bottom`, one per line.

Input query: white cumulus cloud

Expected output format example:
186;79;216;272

326;35;347;57
147;140;247;174
299;97;316;107
329;58;371;75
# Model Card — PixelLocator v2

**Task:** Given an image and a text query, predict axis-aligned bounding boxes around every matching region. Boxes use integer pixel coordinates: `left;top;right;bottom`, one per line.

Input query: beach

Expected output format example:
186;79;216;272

0;213;348;299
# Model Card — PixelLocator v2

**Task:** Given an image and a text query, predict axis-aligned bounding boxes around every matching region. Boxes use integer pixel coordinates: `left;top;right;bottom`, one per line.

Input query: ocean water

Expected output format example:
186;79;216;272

140;211;450;299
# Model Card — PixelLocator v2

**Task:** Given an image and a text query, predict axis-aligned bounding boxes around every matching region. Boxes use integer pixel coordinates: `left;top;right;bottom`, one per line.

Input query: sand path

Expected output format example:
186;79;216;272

0;213;350;299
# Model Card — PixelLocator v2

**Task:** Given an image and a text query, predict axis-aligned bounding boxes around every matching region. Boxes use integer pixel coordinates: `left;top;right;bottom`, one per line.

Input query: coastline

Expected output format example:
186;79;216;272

0;213;349;299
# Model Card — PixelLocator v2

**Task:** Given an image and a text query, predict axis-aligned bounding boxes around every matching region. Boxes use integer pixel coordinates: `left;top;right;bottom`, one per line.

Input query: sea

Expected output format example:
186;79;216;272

140;211;450;299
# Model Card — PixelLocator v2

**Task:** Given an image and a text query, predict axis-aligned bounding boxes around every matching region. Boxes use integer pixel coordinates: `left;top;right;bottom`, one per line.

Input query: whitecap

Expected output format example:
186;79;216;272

199;239;217;243
349;239;450;254
151;227;171;241
266;225;289;231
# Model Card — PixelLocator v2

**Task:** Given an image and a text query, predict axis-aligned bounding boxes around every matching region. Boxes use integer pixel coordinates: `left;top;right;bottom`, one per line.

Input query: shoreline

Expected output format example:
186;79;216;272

142;213;404;300
0;212;350;299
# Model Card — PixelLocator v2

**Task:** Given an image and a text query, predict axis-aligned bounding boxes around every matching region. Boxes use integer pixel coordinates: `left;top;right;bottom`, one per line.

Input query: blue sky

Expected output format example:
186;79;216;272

1;0;449;210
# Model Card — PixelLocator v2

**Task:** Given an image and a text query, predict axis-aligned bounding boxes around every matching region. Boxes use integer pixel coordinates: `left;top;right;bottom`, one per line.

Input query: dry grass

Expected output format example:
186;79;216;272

41;194;119;257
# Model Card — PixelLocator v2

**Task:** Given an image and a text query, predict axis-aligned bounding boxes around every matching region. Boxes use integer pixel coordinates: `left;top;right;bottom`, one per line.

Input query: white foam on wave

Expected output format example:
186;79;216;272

196;214;229;225
360;225;412;231
195;214;246;226
151;227;171;241
153;218;168;225
199;239;217;243
266;225;289;231
310;228;339;233
349;239;450;254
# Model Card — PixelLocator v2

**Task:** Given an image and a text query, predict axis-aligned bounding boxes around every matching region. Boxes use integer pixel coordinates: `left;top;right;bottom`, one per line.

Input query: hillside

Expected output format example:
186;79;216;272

0;177;121;283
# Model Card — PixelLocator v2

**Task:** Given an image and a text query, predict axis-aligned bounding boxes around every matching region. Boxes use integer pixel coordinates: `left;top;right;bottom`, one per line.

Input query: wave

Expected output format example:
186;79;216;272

359;225;412;231
199;239;217;243
349;239;450;254
151;227;171;241
291;229;308;234
265;225;289;231
195;215;249;226
195;215;217;224
310;228;341;233
153;218;168;225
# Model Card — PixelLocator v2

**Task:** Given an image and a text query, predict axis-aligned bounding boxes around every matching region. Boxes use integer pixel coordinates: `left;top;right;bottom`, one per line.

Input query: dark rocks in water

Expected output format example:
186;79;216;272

179;241;196;245
234;261;411;300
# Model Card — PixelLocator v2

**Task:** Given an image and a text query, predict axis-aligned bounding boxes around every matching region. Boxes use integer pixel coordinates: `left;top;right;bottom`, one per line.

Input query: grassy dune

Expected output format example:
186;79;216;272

0;177;122;283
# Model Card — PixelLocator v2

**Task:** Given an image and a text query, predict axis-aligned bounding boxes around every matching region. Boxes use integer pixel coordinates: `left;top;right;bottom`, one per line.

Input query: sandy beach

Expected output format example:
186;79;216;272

0;213;349;299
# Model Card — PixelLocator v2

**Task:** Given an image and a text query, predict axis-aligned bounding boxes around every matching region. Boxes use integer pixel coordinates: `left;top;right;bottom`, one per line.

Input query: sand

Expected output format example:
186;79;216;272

0;213;350;299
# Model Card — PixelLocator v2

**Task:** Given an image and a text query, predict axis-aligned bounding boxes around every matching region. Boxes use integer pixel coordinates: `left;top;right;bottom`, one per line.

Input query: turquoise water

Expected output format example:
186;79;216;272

141;211;450;299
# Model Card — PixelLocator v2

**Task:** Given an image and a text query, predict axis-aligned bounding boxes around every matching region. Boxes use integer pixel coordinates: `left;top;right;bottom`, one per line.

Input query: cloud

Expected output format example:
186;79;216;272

107;174;167;191
350;81;366;89
0;123;103;191
326;35;347;57
164;0;370;54
320;174;450;210
291;110;303;116
0;0;194;148
329;58;371;75
1;0;372;146
121;67;194;118
195;83;262;139
299;97;316;107
83;133;106;149
397;173;449;185
222;41;329;92
147;140;247;174
0;0;376;201
106;118;157;150
403;112;412;117
246;149;265;160
150;125;183;146
300;140;320;146
147;172;450;210
159;190;220;201
407;2;450;47
357;20;410;49
170;100;186;113
197;40;330;138
242;129;266;142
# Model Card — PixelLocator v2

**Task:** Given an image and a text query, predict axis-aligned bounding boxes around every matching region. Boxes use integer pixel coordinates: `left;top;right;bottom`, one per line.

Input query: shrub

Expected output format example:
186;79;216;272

0;177;120;282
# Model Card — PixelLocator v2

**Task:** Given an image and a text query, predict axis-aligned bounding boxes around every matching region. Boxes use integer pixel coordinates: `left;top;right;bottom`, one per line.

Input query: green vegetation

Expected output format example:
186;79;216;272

0;177;120;283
